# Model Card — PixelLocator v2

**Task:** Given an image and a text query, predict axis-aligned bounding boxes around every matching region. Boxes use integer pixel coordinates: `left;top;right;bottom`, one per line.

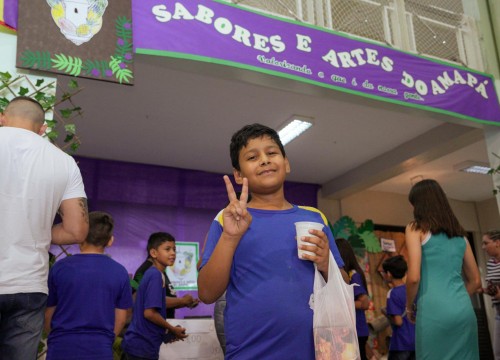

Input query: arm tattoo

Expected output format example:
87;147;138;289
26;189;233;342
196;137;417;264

79;198;89;223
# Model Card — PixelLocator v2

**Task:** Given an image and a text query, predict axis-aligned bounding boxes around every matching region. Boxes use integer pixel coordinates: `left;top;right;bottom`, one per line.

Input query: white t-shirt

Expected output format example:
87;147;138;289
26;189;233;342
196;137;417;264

0;127;87;295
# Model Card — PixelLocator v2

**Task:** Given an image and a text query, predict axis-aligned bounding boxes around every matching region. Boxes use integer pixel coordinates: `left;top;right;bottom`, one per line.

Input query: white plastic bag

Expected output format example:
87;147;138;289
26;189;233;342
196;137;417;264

310;251;360;360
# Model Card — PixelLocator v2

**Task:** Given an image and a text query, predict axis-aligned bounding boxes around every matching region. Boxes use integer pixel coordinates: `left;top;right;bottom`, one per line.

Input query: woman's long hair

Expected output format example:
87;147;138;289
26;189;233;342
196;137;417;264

335;237;368;290
408;179;466;238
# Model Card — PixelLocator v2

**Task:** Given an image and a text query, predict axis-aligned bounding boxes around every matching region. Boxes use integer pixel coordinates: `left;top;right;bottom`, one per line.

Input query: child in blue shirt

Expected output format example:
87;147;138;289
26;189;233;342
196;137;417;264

198;123;345;359
122;232;187;360
335;238;370;360
382;255;416;360
45;211;133;360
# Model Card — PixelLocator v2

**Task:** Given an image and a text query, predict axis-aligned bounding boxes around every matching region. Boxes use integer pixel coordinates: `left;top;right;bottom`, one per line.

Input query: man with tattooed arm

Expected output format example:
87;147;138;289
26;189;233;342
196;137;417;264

0;96;89;360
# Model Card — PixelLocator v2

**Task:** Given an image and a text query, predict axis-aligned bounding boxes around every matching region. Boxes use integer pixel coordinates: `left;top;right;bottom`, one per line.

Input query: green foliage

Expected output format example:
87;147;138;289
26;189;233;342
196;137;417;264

52;54;83;76
82;59;111;77
332;215;357;240
18;87;29;96
109;56;133;84
18;17;134;84
360;231;381;253
358;219;374;234
20;50;52;70
0;70;83;153
0;71;12;82
116;16;132;40
348;234;366;257
332;215;382;253
68;79;79;89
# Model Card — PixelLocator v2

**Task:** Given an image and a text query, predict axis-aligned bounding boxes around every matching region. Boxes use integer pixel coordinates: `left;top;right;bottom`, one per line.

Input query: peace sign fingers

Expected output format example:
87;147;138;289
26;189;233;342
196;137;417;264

223;175;238;203
222;175;252;237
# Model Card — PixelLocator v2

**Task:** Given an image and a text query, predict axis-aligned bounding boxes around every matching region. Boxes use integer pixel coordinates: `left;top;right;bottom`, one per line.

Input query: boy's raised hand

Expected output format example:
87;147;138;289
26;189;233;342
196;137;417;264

222;175;252;238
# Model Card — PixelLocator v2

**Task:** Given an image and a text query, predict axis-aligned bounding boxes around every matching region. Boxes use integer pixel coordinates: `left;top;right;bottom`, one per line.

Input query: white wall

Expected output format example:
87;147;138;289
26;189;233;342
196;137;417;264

318;189;484;230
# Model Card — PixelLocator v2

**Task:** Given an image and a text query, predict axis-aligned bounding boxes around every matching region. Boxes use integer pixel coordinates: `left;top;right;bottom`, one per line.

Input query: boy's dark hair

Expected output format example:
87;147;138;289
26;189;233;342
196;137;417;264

147;232;175;254
86;211;114;247
229;123;286;171
382;255;408;279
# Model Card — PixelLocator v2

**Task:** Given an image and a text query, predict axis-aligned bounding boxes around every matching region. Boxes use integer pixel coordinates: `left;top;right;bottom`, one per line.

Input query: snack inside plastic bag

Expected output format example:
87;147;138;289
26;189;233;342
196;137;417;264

310;251;360;360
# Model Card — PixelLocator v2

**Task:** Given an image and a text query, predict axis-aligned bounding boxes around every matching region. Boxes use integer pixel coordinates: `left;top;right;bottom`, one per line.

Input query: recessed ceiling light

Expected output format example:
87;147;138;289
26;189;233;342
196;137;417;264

277;116;313;146
453;160;491;175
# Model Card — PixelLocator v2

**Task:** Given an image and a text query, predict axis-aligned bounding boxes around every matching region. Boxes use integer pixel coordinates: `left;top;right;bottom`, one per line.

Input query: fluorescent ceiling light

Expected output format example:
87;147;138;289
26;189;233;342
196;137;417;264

453;160;491;175
278;116;313;146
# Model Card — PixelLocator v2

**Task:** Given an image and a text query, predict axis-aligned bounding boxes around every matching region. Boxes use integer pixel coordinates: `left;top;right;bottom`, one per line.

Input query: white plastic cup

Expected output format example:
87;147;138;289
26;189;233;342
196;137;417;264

294;221;324;259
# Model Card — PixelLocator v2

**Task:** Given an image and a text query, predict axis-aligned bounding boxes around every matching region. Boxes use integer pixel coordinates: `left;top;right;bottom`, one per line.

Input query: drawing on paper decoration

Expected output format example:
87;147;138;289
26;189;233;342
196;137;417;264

47;0;108;46
171;251;194;278
166;242;199;290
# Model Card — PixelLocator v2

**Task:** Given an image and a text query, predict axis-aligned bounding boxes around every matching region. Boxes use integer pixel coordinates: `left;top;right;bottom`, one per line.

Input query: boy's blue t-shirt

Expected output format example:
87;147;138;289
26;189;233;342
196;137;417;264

386;284;416;352
122;266;167;360
200;205;344;360
350;271;370;337
46;254;133;360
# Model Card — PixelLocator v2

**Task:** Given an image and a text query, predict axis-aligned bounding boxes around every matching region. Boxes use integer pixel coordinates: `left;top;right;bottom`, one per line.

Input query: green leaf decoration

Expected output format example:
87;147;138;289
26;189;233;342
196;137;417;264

20;50;52;70
45;119;57;128
116;16;132;40
109;56;123;72
68;79;79;89
70;142;80;152
348;234;365;249
65;124;76;135
115;68;133;84
18;87;29;96
64;133;74;143
38;94;56;111
358;219;374;234
332;215;357;239
0;97;10;108
82;59;111;77
52;54;83;76
46;130;58;141
0;71;12;82
35;79;45;87
360;231;382;253
60;108;73;119
115;42;133;60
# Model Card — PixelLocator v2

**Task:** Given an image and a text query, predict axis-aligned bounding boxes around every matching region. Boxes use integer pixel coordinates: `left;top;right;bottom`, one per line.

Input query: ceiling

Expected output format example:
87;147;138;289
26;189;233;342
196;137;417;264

60;53;497;203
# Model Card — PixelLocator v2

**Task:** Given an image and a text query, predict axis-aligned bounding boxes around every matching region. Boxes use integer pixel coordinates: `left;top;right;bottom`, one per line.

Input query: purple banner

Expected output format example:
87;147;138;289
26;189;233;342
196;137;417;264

133;0;500;124
3;0;17;28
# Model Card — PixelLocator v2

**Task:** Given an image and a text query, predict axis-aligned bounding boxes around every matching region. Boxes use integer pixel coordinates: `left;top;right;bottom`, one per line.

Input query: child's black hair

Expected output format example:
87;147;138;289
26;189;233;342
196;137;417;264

147;232;175;255
86;211;114;247
335;238;368;290
229;123;286;171
382;255;408;279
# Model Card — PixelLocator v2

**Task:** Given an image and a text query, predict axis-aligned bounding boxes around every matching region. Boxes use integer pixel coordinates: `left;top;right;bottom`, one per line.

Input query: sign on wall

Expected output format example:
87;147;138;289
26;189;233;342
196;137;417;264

133;0;500;125
166;241;199;290
16;0;133;84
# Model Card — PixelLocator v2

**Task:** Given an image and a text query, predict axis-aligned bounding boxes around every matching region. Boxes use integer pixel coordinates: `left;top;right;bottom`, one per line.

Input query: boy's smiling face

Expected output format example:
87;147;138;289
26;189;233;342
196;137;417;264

233;135;290;195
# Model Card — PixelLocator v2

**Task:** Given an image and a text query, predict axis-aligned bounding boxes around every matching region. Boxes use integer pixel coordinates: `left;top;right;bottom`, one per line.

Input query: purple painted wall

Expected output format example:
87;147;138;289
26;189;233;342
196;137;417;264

51;156;320;318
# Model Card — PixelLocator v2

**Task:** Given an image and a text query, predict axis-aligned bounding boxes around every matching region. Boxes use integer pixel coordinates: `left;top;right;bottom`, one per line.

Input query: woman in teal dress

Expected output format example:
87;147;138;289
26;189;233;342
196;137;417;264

405;179;481;360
